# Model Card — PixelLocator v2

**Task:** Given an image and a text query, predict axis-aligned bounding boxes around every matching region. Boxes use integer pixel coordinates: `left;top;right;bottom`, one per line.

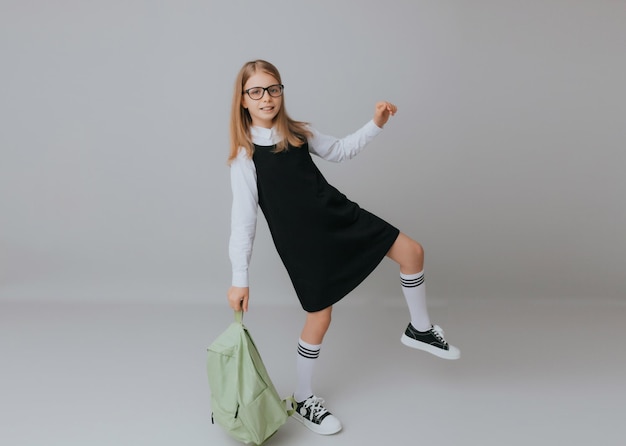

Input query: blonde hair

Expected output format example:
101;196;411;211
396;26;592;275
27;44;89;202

228;60;312;164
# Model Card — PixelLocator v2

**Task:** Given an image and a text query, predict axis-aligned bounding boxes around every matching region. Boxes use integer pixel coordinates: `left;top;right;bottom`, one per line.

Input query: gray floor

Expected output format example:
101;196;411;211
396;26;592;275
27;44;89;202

2;297;624;446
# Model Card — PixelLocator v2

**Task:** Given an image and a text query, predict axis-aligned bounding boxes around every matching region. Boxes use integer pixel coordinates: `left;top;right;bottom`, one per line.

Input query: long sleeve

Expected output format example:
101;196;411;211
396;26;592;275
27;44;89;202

227;119;383;286
307;119;383;162
228;148;258;287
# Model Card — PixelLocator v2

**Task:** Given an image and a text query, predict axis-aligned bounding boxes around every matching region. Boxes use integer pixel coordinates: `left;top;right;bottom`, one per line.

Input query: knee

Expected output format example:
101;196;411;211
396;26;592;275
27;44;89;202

308;307;332;330
302;307;333;344
405;240;424;272
413;241;424;261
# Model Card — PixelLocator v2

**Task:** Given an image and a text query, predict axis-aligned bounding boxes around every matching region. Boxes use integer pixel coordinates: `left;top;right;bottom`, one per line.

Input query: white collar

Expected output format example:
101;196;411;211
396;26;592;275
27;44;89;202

250;126;281;145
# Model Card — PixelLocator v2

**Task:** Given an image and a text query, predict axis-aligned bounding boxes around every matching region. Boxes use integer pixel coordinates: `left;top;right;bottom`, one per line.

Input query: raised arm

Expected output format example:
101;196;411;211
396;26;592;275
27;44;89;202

308;101;397;162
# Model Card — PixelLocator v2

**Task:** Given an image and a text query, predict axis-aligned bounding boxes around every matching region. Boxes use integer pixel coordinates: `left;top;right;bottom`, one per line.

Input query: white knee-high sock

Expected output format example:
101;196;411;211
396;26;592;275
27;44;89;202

294;339;321;403
400;271;432;332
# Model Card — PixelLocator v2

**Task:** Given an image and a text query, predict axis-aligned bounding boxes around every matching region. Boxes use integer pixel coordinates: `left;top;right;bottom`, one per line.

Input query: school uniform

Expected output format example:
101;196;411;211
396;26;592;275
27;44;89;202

229;120;399;312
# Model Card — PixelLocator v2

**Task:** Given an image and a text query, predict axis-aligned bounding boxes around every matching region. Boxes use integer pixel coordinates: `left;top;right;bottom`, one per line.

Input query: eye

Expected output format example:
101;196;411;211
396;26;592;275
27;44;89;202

248;88;262;97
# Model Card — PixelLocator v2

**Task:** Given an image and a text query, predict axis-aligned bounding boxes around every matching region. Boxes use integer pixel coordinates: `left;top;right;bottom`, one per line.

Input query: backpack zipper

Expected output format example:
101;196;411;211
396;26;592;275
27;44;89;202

211;405;240;424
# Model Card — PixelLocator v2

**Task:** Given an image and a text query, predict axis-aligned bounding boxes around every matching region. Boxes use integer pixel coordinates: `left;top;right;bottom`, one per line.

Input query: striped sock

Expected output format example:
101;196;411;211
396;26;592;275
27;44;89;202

400;271;432;332
294;339;321;402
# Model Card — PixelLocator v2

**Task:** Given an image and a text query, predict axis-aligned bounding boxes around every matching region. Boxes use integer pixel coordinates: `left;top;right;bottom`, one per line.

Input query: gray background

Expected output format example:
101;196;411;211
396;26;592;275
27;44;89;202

2;2;626;446
2;0;625;305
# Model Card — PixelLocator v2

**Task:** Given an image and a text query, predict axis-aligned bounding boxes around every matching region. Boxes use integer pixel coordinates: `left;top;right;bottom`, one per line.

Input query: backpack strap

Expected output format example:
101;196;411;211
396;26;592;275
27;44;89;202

234;310;244;324
284;396;297;417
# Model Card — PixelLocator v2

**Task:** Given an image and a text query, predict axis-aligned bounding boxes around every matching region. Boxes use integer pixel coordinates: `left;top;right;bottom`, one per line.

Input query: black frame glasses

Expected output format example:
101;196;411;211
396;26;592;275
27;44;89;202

242;84;284;100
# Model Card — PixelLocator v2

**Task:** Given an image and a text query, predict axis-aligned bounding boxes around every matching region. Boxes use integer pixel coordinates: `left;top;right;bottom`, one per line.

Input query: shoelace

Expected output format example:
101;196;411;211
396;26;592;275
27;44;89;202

431;325;448;345
302;396;329;420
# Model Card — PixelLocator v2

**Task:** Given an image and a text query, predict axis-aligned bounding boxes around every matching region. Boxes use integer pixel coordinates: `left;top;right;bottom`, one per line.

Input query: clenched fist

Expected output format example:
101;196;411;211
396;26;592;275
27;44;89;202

373;101;397;128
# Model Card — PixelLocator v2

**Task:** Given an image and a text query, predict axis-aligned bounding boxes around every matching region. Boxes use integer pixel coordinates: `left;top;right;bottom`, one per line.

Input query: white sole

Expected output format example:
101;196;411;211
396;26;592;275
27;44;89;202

292;412;342;435
401;334;461;360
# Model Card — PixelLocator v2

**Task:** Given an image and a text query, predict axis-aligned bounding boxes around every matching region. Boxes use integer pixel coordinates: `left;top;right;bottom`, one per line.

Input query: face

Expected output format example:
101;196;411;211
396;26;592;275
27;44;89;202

242;71;283;128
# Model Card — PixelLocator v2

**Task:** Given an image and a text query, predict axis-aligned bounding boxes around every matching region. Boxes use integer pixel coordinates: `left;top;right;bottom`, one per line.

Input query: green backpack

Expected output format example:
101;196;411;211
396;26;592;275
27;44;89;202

207;311;293;445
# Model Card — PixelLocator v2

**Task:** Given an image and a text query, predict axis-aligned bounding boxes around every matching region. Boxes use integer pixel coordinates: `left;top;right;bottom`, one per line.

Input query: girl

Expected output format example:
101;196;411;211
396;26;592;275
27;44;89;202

227;60;459;436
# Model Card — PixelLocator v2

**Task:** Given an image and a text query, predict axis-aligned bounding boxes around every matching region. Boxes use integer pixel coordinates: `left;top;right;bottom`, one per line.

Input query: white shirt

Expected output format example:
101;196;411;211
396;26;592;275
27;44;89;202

229;119;383;287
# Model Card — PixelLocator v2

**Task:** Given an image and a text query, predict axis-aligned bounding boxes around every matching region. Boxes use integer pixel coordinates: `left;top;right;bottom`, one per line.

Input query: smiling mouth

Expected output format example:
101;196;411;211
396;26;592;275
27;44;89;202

260;106;274;111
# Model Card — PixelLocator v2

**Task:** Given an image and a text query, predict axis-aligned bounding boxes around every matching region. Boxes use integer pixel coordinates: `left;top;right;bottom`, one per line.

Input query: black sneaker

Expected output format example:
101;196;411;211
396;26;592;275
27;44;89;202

401;323;460;359
292;395;342;435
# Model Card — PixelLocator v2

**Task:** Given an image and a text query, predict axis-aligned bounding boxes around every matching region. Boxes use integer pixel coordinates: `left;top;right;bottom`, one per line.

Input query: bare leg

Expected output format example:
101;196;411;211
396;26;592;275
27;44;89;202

386;232;424;274
300;306;333;345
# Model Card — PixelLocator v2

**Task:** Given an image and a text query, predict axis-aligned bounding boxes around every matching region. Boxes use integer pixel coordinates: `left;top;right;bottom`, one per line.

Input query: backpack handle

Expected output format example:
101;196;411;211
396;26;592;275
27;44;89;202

234;310;244;324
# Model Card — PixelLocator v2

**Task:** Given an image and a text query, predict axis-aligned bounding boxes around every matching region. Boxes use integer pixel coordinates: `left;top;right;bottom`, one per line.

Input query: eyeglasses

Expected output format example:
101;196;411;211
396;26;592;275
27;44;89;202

242;84;284;100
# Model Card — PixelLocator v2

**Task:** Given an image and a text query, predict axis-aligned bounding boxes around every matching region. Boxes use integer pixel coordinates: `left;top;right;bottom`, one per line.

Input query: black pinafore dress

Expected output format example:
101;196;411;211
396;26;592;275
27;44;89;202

253;142;399;312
